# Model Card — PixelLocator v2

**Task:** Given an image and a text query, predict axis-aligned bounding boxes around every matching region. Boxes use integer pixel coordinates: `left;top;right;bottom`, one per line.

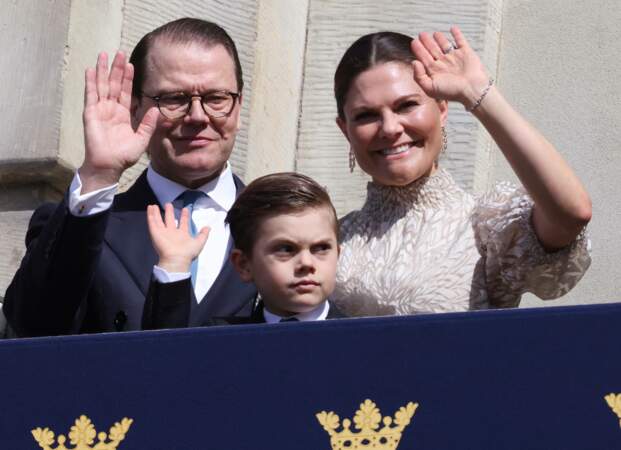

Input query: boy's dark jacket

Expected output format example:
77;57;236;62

142;278;346;329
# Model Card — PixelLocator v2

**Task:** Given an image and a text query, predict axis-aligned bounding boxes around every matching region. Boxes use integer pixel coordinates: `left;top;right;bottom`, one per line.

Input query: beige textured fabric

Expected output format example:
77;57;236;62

333;169;591;316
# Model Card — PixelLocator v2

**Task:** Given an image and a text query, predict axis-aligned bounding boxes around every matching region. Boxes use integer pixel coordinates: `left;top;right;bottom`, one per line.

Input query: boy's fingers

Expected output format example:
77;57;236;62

146;205;162;239
146;204;160;225
164;203;175;227
195;227;211;248
179;207;191;232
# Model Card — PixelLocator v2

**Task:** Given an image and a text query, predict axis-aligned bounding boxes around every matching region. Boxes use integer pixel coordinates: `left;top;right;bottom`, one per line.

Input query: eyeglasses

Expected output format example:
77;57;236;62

142;90;240;120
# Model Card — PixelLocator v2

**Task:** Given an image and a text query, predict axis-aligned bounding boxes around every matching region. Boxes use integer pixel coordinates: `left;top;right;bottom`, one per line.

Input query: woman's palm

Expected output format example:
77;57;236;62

411;26;489;106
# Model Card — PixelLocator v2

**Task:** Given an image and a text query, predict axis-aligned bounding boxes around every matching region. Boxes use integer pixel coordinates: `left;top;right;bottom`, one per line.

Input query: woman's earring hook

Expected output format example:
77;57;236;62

349;148;356;173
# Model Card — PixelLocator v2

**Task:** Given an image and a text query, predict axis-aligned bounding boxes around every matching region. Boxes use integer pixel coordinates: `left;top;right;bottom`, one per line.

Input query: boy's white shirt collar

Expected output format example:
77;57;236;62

262;301;330;324
147;162;236;211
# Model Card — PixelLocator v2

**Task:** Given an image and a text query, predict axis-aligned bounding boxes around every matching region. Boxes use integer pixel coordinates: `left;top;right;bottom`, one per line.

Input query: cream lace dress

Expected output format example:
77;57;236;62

333;169;591;316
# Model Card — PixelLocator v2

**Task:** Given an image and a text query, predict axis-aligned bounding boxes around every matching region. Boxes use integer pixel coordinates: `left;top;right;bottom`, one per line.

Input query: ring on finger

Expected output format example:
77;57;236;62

443;42;457;54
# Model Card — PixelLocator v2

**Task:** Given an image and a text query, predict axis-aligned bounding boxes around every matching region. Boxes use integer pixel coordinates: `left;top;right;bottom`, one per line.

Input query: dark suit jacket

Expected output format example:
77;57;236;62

142;277;345;329
3;170;257;337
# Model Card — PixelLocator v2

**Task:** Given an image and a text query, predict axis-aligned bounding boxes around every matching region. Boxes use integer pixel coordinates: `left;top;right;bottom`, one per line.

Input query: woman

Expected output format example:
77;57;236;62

331;27;592;316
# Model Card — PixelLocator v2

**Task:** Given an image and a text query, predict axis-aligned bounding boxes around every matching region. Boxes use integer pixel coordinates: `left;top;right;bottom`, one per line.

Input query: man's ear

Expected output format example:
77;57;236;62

130;96;141;130
231;249;253;282
235;92;243;132
336;116;350;143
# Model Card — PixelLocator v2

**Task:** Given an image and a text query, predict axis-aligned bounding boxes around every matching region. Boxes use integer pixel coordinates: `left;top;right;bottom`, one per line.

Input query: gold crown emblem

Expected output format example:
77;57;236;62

316;399;418;450
31;415;133;450
605;393;621;428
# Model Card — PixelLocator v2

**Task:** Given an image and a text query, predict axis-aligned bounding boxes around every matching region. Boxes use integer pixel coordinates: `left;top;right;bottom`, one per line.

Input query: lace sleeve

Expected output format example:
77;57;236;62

473;182;591;307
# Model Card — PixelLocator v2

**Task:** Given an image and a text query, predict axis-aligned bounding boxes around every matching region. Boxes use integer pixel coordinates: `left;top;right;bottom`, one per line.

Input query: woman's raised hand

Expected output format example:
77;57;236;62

147;204;210;273
411;26;490;110
80;51;159;193
412;27;591;249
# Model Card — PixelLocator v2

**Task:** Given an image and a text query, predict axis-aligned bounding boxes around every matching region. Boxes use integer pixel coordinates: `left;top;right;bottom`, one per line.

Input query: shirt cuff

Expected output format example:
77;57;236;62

68;171;118;216
153;265;191;283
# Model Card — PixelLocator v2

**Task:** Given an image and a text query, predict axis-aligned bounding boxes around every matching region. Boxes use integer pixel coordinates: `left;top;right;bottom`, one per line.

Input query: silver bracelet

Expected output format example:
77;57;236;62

467;77;494;112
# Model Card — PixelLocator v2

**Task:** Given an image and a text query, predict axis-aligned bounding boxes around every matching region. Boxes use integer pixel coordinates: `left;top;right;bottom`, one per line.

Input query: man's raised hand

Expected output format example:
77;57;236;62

79;51;159;193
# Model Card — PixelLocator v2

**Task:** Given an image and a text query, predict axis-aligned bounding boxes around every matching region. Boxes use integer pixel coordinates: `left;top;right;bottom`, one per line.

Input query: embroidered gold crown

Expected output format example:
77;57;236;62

316;399;418;450
605;393;621;428
31;415;133;450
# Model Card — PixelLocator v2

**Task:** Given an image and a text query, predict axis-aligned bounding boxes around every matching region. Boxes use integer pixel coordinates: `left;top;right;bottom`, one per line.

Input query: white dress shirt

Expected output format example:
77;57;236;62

68;164;237;302
68;174;118;216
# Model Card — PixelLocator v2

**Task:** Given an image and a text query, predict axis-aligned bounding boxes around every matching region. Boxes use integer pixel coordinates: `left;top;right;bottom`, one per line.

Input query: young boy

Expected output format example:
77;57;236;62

142;172;345;328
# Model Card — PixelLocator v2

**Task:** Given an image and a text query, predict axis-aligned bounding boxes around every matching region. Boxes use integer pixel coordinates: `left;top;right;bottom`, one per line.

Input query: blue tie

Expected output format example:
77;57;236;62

179;190;206;287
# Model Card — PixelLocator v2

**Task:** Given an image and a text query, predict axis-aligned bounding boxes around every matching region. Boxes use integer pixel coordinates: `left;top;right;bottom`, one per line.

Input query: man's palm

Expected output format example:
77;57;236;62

79;51;158;191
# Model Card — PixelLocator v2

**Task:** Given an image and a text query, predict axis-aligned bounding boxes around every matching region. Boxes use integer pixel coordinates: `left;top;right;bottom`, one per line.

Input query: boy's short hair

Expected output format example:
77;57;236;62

226;172;338;254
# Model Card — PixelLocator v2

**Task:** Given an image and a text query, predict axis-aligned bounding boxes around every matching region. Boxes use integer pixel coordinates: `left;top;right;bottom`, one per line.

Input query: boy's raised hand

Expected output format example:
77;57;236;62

147;204;210;273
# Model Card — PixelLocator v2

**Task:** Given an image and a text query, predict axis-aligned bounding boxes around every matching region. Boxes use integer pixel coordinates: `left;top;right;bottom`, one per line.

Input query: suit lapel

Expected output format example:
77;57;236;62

105;171;160;296
105;170;256;319
326;301;346;319
250;301;265;323
191;257;247;318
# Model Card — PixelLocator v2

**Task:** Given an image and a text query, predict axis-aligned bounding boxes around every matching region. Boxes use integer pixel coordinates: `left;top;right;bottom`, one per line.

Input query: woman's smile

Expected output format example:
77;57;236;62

375;140;423;157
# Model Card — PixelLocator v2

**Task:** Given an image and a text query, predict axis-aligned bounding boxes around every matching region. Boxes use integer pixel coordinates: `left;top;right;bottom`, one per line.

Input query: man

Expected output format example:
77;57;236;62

3;18;257;336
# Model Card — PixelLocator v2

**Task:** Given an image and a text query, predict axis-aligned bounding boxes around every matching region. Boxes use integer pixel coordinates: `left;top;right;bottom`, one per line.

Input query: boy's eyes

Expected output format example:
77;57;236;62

311;243;332;254
273;244;295;254
270;242;333;256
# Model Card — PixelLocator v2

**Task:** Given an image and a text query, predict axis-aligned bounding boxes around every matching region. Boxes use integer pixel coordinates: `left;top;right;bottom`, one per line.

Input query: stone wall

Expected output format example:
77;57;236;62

492;0;621;307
